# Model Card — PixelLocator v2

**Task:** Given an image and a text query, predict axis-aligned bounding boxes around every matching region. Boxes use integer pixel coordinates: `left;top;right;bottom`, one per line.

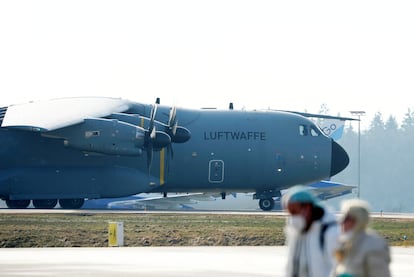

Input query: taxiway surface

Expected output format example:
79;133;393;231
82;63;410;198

0;246;413;277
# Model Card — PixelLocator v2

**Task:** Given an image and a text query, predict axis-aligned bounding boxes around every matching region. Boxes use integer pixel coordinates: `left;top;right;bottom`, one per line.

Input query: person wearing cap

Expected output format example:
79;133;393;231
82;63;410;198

331;198;391;277
283;185;339;277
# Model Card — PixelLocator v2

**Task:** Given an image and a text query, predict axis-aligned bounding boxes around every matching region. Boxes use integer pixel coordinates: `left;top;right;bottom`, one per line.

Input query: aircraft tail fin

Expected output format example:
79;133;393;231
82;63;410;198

319;119;345;141
0;107;7;126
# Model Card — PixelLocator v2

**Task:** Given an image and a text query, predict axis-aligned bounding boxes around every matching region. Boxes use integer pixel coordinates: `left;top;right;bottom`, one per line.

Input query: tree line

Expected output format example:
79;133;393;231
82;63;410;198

332;109;414;212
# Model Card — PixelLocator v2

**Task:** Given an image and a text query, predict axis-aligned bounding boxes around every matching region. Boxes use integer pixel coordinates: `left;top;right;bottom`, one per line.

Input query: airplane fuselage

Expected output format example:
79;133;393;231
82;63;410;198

0;99;349;209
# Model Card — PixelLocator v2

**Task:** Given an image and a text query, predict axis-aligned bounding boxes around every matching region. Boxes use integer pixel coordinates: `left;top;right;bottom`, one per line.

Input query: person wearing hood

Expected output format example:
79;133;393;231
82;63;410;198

332;198;391;277
283;185;340;277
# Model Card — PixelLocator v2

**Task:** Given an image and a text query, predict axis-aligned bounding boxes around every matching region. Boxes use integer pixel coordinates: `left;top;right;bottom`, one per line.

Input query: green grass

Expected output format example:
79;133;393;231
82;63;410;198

0;213;412;247
371;218;414;246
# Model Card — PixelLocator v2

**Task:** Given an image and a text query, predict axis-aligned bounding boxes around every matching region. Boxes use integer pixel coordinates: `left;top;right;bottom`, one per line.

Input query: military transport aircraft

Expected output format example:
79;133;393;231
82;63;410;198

79;116;354;210
0;97;350;210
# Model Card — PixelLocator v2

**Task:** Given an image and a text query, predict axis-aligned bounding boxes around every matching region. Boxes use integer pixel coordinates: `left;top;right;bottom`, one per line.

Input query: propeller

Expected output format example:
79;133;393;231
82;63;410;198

140;102;191;176
166;106;191;143
106;102;190;177
145;103;171;175
145;104;155;174
164;107;191;171
165;107;177;172
168;106;178;137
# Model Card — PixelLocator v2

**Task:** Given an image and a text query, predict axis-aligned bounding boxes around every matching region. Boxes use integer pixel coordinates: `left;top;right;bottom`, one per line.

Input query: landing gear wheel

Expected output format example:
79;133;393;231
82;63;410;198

6;199;30;209
59;199;85;209
259;198;274;211
33;199;58;209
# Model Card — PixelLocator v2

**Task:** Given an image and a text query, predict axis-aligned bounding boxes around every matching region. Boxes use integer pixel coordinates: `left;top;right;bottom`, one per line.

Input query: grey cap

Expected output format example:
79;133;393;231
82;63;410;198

340;198;370;230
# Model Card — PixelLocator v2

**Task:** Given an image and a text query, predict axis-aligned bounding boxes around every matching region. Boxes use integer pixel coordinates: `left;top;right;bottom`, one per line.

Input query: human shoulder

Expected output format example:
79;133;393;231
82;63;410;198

361;229;392;275
361;229;389;251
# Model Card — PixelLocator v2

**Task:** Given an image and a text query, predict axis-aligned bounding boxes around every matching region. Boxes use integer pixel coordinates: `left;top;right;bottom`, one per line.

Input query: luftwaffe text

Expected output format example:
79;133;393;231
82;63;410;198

204;131;267;141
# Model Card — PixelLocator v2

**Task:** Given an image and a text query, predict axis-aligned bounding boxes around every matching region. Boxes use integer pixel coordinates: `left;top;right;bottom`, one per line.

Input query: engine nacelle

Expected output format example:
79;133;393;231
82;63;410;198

44;118;146;156
171;126;191;143
108;113;190;144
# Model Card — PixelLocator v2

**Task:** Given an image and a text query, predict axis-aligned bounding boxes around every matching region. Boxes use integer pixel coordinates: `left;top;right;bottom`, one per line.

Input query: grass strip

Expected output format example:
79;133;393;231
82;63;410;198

0;213;412;247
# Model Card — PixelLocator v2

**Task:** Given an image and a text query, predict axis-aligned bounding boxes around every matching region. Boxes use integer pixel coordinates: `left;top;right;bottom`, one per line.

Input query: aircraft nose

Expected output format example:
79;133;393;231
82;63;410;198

330;140;349;177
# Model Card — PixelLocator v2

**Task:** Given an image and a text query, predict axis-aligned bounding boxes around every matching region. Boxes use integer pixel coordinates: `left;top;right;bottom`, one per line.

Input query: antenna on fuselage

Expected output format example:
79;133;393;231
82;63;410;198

156;97;160;104
229;102;234;110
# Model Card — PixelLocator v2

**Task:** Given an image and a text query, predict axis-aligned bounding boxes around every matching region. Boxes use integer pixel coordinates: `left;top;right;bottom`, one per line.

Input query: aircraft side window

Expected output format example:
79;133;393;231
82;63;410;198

85;131;100;138
299;125;308;136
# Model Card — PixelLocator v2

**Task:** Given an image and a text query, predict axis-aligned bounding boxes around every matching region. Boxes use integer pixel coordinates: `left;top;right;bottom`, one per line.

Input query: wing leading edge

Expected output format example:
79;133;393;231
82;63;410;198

1;97;131;131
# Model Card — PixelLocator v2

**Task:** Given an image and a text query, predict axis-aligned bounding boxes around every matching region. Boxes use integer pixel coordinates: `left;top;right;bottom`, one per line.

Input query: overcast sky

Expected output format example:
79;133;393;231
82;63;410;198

1;1;413;129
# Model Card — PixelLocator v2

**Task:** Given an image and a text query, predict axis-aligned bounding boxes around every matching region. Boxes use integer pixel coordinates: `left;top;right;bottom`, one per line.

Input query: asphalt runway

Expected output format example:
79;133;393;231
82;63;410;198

1;210;413;276
0;246;413;277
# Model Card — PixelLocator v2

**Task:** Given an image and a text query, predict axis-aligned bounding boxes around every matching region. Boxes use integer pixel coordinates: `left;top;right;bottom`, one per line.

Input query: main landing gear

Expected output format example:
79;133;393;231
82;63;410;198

254;190;281;211
259;198;275;211
5;199;30;209
32;199;58;209
4;198;85;209
59;199;85;209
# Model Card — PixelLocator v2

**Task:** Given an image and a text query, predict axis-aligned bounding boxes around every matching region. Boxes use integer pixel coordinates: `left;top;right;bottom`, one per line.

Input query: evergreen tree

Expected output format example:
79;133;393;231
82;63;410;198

401;108;414;131
318;103;329;115
369;112;385;133
310;105;414;212
333;111;414;212
317;103;330;126
385;115;399;131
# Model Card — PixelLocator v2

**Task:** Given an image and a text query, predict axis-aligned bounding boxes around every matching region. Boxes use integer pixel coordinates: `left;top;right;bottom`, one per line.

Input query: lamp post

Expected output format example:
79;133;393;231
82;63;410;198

350;111;365;198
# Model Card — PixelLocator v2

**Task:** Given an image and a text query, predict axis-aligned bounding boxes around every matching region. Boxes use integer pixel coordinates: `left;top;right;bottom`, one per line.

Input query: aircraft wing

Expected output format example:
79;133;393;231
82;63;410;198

306;181;355;200
106;193;214;210
273;181;355;210
0;97;131;131
276;110;358;121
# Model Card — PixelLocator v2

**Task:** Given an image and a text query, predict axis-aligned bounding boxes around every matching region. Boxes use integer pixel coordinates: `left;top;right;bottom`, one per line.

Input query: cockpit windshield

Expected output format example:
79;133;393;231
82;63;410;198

299;124;323;137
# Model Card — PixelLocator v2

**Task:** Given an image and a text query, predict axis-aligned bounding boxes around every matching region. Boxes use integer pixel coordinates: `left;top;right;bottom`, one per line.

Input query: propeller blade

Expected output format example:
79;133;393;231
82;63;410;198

172;122;178;136
146;102;158;175
168;107;178;136
168;106;177;124
150;126;156;139
165;143;174;173
169;144;174;159
146;140;154;175
165;146;170;173
149;104;157;133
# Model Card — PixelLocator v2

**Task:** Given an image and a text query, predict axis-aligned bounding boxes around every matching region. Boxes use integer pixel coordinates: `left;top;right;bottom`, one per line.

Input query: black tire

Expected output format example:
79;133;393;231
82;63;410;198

259;198;274;211
59;199;85;209
33;199;58;209
5;199;30;209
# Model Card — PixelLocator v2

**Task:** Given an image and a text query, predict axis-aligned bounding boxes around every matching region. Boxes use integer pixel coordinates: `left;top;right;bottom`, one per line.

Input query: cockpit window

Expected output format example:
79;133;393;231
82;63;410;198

310;125;320;136
299;125;308;136
299;124;321;137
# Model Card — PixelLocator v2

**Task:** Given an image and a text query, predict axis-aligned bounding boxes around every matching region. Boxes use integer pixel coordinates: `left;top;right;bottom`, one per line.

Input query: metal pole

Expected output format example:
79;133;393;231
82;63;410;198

350;111;365;198
357;115;361;198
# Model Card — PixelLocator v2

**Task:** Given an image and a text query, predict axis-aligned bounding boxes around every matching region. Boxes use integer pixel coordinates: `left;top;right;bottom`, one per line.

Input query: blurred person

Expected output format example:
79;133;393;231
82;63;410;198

284;185;339;277
332;198;391;277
